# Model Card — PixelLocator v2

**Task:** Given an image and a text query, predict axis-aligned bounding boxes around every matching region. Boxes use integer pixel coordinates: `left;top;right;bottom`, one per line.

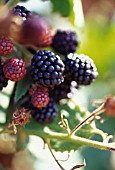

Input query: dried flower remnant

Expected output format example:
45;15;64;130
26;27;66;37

8;108;31;134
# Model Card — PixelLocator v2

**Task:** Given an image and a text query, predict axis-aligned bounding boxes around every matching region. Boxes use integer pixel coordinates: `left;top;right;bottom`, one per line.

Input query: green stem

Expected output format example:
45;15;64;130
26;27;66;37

69;104;105;136
6;0;19;7
22;129;115;151
91;128;107;141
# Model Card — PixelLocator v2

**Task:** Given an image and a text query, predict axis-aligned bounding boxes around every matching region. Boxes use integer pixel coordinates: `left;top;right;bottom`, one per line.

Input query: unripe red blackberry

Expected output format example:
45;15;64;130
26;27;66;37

63;53;98;85
29;84;49;108
52;30;79;55
0;34;13;56
3;58;26;82
19;15;53;47
31;50;65;88
12;5;32;20
0;60;8;90
30;100;58;124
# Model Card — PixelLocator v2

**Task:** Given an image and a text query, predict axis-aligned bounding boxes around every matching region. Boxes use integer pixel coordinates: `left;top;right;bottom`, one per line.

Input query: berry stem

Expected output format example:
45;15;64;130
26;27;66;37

69;103;105;136
22;128;115;151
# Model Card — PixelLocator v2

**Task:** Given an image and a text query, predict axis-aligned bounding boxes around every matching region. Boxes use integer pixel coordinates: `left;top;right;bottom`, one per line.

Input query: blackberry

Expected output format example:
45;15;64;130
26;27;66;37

12;5;31;20
20;15;53;47
49;78;77;103
63;53;98;85
52;30;79;55
31;50;65;88
29;84;49;108
3;58;26;82
0;60;8;90
0;34;13;56
30;100;58;124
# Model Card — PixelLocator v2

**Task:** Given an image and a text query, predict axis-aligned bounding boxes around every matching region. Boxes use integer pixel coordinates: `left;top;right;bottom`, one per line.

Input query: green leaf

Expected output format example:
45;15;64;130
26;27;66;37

15;67;32;102
25;101;96;152
51;0;71;17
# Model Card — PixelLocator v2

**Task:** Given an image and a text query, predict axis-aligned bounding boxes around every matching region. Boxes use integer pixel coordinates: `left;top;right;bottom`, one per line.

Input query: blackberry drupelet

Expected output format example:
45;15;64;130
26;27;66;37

49;78;75;103
0;34;13;56
3;58;26;82
12;5;31;20
30;100;58;124
52;30;79;55
29;84;49;108
31;50;65;88
63;53;98;85
0;61;8;90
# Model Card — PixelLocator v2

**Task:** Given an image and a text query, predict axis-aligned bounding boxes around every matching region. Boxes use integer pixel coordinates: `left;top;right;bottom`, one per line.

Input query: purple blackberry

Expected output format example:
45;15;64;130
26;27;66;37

63;53;98;85
30;100;58;124
52;30;79;55
49;78;77;103
31;50;65;88
0;61;8;90
12;5;31;20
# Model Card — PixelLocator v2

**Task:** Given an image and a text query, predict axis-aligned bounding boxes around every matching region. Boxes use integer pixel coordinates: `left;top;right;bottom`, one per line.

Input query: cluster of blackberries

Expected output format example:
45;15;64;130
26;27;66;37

29;47;98;124
0;4;98;125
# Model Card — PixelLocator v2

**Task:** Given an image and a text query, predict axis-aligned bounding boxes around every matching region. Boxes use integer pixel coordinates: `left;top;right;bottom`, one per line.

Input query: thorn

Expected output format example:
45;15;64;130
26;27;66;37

108;147;115;151
70;159;86;170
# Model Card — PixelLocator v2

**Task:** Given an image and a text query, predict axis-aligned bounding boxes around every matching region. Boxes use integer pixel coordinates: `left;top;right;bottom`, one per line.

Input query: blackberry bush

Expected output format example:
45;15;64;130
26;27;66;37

0;1;114;170
31;50;65;88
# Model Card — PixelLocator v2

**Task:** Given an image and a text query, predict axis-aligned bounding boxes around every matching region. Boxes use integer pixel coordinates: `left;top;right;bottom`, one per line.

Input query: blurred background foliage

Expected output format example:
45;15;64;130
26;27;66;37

76;1;115;170
0;0;115;170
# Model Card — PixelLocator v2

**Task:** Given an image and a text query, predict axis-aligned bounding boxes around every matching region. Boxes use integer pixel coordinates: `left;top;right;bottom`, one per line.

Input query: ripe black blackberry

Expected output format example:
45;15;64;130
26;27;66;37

49;78;77;103
30;100;58;124
12;5;31;20
31;50;65;88
63;53;98;85
0;61;8;90
52;30;79;55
